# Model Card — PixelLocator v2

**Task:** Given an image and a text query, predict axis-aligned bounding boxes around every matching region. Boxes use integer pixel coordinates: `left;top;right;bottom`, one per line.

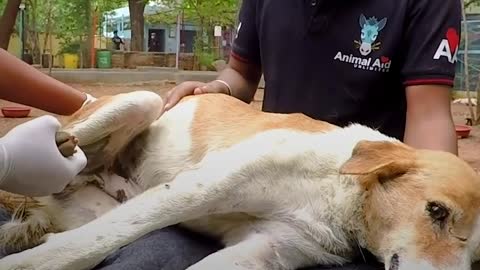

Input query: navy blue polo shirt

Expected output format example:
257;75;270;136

231;0;461;140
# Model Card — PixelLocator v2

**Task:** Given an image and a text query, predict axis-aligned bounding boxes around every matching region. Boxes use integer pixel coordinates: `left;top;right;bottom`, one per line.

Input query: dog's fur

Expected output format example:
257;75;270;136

1;91;480;270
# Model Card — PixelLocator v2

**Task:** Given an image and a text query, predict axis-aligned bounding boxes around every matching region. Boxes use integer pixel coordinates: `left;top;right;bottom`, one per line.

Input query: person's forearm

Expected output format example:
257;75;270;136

0;49;86;115
403;114;458;155
216;58;262;103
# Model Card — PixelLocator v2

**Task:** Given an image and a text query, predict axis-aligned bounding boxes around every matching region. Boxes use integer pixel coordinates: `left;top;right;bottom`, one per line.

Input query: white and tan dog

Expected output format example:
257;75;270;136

1;90;480;270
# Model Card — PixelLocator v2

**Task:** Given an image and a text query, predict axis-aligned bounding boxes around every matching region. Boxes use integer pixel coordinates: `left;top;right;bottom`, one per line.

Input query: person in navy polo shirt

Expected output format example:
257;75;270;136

94;0;464;270
166;0;460;156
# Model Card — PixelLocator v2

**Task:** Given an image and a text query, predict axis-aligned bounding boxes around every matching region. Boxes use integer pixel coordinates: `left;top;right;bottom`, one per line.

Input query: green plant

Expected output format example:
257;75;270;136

198;51;215;68
58;40;80;54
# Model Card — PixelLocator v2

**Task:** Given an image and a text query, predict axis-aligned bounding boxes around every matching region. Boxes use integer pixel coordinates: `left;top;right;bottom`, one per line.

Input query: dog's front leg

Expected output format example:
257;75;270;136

187;233;280;270
0;153;282;270
187;224;308;270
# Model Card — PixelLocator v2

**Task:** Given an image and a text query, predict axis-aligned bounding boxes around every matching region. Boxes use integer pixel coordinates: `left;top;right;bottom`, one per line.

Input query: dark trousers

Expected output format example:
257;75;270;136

93;225;382;270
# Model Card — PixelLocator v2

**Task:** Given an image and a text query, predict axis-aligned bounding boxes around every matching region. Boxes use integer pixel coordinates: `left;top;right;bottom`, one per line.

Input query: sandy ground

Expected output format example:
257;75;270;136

0;81;479;171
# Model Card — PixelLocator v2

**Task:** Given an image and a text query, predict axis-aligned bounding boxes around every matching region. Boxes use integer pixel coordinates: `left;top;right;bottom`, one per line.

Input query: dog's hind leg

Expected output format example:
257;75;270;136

0;136;306;270
61;90;164;173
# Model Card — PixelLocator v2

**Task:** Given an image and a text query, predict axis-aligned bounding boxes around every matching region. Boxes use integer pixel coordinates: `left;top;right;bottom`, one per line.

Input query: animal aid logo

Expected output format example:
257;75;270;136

433;28;459;64
333;14;392;73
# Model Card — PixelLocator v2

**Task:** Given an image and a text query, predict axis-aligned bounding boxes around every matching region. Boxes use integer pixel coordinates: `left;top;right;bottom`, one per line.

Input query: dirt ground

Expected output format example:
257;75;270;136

0;81;479;171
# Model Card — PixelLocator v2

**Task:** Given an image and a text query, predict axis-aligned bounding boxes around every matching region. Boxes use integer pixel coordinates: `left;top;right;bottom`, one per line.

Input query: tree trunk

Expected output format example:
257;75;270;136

42;0;53;54
26;0;41;63
128;0;146;51
0;0;22;49
84;0;93;68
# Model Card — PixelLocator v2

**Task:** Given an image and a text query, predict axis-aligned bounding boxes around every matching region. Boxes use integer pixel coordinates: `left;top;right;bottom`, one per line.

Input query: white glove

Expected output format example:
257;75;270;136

0;115;87;196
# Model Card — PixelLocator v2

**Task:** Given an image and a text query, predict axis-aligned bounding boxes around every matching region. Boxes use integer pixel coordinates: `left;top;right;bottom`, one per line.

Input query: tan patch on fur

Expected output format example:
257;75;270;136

187;94;338;162
339;141;422;252
349;142;480;266
414;219;461;266
340;140;416;190
0;190;40;214
61;96;114;128
412;151;480;266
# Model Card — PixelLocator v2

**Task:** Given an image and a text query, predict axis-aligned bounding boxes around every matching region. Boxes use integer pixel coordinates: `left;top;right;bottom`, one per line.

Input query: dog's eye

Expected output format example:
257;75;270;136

426;201;450;223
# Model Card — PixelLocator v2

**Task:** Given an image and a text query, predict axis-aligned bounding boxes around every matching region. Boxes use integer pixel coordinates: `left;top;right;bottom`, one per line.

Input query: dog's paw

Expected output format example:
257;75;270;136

0;229;106;270
39;232;56;243
55;131;79;157
0;231;79;270
0;252;37;270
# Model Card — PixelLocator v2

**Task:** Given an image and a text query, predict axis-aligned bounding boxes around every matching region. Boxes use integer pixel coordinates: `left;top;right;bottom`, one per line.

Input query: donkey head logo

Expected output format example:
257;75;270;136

354;14;387;56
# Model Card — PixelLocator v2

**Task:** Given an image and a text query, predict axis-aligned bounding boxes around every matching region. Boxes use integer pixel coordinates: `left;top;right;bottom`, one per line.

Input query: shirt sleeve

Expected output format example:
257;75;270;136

231;0;261;65
401;0;461;87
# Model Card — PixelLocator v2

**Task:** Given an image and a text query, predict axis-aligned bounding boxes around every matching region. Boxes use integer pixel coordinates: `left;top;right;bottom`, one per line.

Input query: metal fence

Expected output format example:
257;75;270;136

455;18;480;91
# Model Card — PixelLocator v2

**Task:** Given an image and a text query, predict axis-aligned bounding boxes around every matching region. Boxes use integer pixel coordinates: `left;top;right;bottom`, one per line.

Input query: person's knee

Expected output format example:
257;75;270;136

94;226;222;270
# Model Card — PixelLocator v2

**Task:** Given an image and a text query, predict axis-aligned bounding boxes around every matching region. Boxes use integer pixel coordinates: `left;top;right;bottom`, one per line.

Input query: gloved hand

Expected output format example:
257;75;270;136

0;115;87;197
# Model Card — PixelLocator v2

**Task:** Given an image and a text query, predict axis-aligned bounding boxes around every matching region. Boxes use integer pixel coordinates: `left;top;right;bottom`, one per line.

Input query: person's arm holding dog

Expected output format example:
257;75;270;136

164;58;261;110
164;0;262;111
0;48;93;115
165;0;459;156
0;48;93;196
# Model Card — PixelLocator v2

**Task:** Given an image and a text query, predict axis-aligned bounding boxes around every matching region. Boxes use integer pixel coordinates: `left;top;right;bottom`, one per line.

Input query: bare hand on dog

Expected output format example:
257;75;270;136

164;80;230;111
0;115;87;197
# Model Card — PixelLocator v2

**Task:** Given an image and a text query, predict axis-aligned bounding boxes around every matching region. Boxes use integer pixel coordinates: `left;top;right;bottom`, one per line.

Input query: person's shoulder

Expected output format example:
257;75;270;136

406;0;459;11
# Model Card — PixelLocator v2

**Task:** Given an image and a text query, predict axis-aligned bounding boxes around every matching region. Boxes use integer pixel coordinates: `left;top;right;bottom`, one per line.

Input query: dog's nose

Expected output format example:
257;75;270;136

389;253;399;270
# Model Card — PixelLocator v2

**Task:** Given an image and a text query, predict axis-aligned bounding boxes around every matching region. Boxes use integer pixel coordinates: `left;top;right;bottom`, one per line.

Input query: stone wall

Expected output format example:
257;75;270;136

111;51;196;70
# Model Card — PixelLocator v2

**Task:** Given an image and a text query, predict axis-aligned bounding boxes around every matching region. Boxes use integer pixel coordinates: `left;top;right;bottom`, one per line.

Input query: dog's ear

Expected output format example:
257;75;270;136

339;140;416;188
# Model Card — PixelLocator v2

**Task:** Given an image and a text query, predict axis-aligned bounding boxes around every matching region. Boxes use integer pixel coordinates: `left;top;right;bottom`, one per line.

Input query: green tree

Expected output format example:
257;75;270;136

50;0;124;66
466;0;480;9
149;0;238;59
0;0;6;11
0;0;21;49
128;0;147;51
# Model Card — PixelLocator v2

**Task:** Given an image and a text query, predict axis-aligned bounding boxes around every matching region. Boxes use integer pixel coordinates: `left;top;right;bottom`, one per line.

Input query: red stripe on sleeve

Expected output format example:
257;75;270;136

403;78;454;87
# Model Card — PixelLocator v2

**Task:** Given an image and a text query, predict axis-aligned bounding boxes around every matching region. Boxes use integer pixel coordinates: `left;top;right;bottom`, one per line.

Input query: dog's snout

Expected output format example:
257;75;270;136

389;253;399;270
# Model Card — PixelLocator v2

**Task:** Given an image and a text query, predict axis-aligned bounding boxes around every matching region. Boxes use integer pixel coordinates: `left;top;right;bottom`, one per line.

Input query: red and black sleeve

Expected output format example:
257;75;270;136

231;0;262;66
401;0;461;87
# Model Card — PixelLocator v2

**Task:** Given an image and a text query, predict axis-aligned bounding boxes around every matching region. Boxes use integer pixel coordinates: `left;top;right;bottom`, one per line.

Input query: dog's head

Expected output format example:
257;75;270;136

340;140;480;270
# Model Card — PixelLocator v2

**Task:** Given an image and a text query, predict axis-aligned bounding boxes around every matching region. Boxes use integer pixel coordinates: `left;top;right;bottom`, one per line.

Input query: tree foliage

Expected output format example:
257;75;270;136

466;0;480;9
0;0;6;12
148;0;237;28
0;0;21;49
148;0;238;59
2;0;239;54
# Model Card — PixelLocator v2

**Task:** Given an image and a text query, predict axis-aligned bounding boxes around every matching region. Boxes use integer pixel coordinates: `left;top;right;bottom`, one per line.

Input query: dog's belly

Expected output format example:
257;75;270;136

97;171;144;202
37;184;120;231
